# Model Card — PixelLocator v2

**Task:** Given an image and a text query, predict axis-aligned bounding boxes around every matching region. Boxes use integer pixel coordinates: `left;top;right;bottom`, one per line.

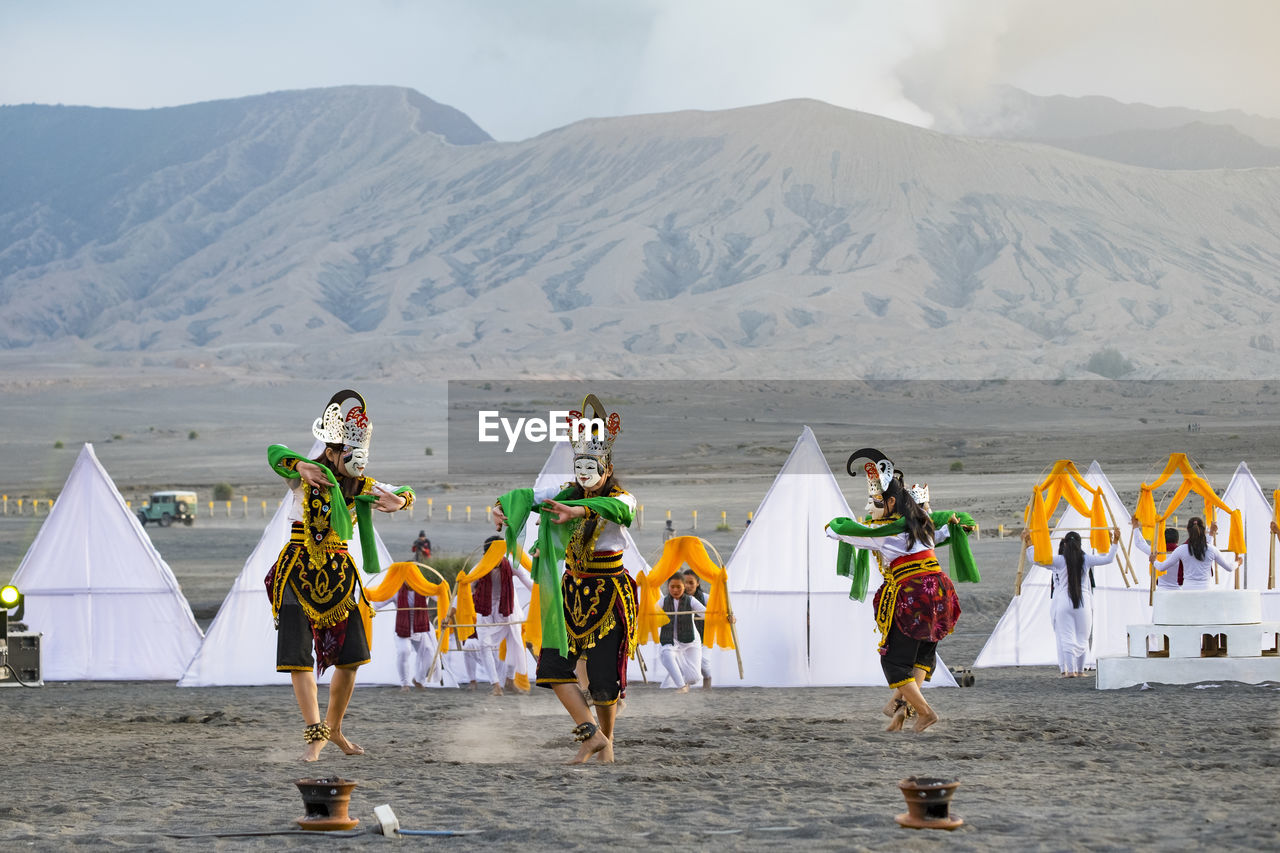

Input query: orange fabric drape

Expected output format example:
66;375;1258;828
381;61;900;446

1023;461;1112;562
453;540;533;643
1136;453;1245;557
363;561;452;650
636;536;735;650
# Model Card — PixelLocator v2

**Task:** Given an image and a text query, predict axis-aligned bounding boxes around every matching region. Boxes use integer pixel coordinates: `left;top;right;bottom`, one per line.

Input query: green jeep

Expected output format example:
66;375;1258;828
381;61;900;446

137;491;197;527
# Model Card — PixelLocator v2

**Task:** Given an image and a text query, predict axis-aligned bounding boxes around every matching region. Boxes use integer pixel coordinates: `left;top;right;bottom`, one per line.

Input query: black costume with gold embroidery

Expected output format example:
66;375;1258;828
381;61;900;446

534;484;638;705
266;477;377;673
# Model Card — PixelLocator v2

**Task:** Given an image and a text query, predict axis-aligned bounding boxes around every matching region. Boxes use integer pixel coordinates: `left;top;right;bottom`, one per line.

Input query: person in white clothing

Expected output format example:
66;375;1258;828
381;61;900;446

471;535;535;695
1021;527;1120;677
659;574;706;692
682;569;713;688
1130;518;1184;590
390;583;433;690
1151;517;1238;591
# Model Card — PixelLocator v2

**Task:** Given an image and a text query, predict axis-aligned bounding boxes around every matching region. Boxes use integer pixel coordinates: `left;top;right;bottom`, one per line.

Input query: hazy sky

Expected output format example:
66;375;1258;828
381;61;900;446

2;0;1277;140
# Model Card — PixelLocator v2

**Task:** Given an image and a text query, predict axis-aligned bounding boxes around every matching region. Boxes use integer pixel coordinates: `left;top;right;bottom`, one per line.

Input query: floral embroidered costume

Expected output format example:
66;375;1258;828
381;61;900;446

825;449;977;689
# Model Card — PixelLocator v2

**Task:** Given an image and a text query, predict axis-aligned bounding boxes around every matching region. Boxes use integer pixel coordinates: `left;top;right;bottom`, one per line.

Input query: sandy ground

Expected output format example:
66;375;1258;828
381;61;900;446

3;375;1280;849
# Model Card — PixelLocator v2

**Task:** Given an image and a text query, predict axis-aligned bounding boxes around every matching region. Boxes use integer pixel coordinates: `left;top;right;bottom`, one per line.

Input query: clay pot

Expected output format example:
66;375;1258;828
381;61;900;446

294;777;359;831
895;776;963;830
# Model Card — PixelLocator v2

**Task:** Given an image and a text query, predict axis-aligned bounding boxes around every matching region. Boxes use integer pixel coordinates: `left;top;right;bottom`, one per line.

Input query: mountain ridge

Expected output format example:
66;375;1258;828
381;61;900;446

3;86;1279;379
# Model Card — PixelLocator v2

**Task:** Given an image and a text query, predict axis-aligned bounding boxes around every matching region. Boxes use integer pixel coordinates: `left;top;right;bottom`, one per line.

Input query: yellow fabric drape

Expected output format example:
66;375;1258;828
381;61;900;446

637;536;735;650
363;561;453;651
453;540;533;642
1023;461;1112;562
1136;453;1245;557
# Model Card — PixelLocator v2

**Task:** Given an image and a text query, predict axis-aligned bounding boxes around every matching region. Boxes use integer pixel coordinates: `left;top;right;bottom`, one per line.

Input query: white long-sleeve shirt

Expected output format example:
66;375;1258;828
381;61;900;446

533;483;636;555
825;523;950;563
1152;543;1235;590
1131;536;1182;590
1025;545;1117;605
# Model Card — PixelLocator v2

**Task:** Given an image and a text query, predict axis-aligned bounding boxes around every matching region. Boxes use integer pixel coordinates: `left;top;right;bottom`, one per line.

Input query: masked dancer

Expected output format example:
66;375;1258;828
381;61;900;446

491;395;637;764
266;390;415;761
826;449;978;732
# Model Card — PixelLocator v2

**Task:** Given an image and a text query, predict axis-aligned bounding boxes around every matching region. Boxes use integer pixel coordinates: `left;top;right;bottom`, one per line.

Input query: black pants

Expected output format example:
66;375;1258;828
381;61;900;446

881;625;937;688
535;619;624;705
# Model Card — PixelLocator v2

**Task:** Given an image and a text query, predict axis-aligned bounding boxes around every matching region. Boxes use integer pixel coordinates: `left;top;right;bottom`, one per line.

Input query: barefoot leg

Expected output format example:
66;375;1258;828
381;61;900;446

325;666;365;756
594;701;618;763
552;683;609;764
291;671;327;761
885;701;909;732
899;679;939;733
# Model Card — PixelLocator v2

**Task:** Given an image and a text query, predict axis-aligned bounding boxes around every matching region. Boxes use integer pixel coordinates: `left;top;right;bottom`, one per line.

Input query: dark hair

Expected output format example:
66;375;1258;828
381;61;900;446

682;569;697;578
883;478;934;550
1058;531;1085;609
313;442;362;499
1186;518;1208;561
1163;528;1179;548
667;573;685;585
563;473;621;547
484;535;502;547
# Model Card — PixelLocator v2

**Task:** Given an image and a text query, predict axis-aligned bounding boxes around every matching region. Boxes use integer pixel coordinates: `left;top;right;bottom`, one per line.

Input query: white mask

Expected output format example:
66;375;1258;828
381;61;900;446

341;445;368;477
574;457;604;489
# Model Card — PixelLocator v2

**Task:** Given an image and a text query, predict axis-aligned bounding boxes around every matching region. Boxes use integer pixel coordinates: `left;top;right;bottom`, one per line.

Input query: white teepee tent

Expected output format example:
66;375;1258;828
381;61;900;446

179;464;400;687
709;427;955;687
1220;462;1272;592
974;461;1147;668
1220;462;1280;620
11;444;204;680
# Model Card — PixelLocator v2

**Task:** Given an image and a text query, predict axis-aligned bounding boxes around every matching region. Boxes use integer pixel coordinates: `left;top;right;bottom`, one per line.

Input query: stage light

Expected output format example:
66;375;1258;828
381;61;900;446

1;584;22;642
0;584;21;620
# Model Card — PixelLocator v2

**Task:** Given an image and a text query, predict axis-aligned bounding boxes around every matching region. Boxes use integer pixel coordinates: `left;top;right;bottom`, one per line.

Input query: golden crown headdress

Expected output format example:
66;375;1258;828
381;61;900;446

567;393;621;464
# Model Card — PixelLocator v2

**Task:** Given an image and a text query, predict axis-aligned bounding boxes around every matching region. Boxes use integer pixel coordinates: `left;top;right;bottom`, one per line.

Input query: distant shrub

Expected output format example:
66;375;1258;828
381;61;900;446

424;447;434;456
950;461;964;472
715;523;732;532
188;430;199;440
53;440;64;449
112;434;124;441
1085;348;1133;378
440;482;455;491
213;483;234;501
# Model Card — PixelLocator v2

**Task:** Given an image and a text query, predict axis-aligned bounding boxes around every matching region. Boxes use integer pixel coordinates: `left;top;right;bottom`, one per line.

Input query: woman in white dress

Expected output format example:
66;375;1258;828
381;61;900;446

1021;527;1120;677
1150;517;1238;591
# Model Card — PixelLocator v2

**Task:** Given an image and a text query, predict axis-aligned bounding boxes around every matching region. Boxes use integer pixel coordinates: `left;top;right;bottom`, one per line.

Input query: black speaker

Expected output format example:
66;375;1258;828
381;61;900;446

0;631;43;687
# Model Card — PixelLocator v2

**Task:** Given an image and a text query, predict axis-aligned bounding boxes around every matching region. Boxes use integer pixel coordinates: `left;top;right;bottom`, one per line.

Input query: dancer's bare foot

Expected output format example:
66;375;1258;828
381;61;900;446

885;705;909;732
912;707;939;732
400;685;410;692
883;697;901;717
593;739;615;763
675;685;689;694
412;679;425;690
467;681;477;691
567;729;609;765
329;729;365;756
301;739;326;762
491;683;504;696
